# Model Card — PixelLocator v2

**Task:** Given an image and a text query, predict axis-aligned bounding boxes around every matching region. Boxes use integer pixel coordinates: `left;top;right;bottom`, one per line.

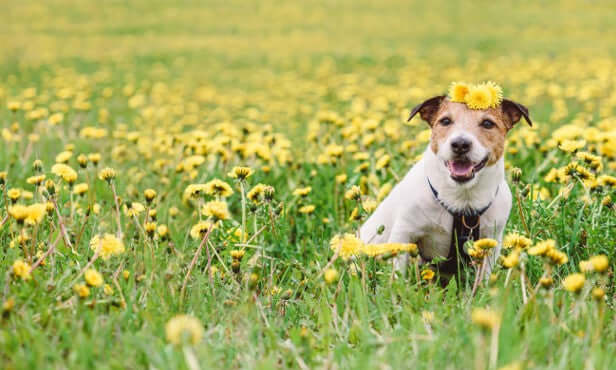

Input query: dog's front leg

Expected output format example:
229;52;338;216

388;219;419;275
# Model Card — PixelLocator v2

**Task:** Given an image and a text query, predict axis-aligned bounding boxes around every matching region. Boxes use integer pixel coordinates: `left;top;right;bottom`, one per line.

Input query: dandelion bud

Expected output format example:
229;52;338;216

231;260;241;274
377;225;385;235
345;185;362;201
592;287;605;301
324;268;339;284
230;249;245;261
7;188;21;203
539;276;553;288
77;154;88;168
263;185;275;201
471;308;500;331
144;222;157;237
144;188;157;203
511;167;522;183
0;171;7;186
281;289;293;300
7;101;21;112
33;160;43;172
248;273;259;289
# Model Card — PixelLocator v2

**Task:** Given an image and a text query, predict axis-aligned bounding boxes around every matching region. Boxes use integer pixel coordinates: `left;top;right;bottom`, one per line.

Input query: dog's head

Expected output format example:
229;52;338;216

408;95;531;185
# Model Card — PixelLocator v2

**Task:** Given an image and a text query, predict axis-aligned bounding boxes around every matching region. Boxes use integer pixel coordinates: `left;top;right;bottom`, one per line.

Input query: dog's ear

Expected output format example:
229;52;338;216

501;99;532;129
407;95;446;126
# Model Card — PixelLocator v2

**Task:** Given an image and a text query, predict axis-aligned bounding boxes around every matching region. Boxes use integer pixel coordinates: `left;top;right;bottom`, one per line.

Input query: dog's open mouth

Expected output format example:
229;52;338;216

446;156;489;183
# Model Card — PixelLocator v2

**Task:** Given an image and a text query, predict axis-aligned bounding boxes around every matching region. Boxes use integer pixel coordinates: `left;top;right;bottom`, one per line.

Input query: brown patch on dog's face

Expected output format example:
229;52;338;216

429;102;509;165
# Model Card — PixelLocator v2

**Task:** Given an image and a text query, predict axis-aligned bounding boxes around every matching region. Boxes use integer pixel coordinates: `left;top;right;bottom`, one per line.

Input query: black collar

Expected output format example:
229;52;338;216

427;178;498;218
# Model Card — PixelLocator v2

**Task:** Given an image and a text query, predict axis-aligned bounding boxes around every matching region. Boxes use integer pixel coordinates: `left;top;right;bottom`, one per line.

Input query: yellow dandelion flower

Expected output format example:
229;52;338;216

8;204;29;223
465;85;492;110
500;250;520;269
539;276;553;288
375;154;391;170
581;255;609;273
26;174;46;185
335;173;348;184
449;82;470;103
559;139;586;153
55;151;72;163
527;239;556;256
298;204;316;214
228;166;253;180
562;273;585;293
592;287;605;301
84;269;104;287
471;308;500;330
12;260;32;280
247;183;266;203
345;185;361;201
7;188;21;201
377;183;393;201
202;200;231;221
330;233;363;260
482;81;503;107
293;186;312;197
545;249;568;265
204;179;234;197
144;188;157;202
51;163;77;184
25;203;46;225
98;167;116;182
89;234;125;260
73;284;90;298
503;233;532;249
421;269;435;281
73;183;89;196
165;315;204;346
324;268;339;284
230;250;245;260
190;221;214;240
474;238;498;250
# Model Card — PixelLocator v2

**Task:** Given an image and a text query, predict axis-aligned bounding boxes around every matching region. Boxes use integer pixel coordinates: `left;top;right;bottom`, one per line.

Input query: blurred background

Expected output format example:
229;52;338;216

1;0;615;139
3;0;615;67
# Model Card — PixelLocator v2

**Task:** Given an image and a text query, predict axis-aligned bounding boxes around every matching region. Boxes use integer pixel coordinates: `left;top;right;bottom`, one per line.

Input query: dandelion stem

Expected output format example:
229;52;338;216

180;225;214;303
240;181;247;243
30;233;62;273
51;196;74;252
110;181;123;238
515;187;530;236
489;324;500;369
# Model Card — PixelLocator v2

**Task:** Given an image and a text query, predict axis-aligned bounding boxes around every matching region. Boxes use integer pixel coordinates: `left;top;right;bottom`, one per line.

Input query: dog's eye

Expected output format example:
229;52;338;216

480;119;496;129
439;117;452;126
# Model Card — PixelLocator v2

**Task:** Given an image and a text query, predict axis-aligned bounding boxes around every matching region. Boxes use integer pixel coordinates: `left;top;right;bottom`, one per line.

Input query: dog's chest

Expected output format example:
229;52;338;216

417;214;501;259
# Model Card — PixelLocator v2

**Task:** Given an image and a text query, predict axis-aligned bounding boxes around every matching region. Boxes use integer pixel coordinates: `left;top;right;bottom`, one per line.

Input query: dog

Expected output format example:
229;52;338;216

360;91;532;277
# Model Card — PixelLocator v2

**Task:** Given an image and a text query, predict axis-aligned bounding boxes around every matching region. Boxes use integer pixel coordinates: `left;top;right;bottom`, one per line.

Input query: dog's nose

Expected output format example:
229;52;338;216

451;137;472;155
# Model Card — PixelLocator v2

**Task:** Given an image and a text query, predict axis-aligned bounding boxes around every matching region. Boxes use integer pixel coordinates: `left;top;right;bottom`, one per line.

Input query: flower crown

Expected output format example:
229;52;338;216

448;81;503;110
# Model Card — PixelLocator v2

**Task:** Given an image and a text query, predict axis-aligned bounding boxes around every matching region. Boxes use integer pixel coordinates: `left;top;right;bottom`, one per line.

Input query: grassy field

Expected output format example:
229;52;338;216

1;0;616;369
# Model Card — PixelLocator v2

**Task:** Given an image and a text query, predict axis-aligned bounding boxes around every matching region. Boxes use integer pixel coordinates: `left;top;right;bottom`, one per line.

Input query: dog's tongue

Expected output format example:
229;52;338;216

449;160;474;177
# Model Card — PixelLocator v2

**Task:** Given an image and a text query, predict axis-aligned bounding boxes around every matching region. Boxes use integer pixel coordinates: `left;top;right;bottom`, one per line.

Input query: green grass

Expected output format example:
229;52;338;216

1;1;616;369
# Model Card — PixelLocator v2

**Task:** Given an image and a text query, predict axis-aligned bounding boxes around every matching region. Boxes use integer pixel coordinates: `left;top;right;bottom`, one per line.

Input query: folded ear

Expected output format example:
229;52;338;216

501;99;532;129
407;95;446;126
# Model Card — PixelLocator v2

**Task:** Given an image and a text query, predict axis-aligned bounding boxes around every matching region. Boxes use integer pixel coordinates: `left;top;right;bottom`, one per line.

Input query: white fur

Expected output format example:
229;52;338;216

360;143;512;275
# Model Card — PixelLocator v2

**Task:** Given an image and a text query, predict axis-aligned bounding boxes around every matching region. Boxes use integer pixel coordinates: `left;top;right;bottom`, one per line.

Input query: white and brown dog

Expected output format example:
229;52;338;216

360;94;531;276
